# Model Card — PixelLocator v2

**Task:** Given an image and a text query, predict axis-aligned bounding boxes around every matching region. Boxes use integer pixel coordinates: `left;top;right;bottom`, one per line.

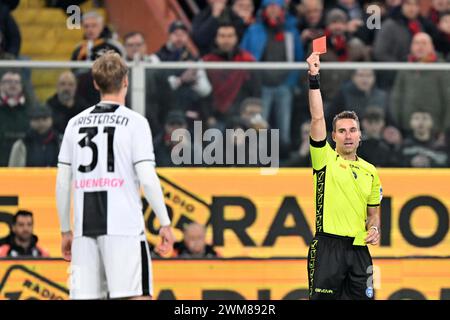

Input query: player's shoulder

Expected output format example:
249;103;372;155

119;106;148;124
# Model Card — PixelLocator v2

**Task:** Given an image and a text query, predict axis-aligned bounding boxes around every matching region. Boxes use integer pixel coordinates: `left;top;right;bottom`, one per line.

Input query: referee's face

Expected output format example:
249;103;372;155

332;119;361;157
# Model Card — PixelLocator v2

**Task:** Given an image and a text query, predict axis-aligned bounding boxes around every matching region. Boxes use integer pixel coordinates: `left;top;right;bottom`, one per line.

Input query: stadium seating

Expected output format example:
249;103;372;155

11;0;105;102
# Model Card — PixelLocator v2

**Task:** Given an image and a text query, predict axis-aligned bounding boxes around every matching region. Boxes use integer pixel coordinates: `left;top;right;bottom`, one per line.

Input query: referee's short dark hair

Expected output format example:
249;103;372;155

332;111;360;131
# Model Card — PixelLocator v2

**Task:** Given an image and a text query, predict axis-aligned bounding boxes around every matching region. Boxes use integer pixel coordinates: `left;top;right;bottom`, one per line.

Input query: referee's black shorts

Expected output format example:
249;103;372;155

307;232;375;300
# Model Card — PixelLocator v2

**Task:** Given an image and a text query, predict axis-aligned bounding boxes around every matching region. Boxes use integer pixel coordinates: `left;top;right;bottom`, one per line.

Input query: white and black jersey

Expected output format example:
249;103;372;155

58;101;155;238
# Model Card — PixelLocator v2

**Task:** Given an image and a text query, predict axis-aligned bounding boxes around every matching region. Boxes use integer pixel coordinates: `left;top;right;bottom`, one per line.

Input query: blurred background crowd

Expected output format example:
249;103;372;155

0;0;449;169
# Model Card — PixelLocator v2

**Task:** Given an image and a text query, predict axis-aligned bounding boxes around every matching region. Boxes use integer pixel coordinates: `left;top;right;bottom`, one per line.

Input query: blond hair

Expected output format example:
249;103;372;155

92;51;128;94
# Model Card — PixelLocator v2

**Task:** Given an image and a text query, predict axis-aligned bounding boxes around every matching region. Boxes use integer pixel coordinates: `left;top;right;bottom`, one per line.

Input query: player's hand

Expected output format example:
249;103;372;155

61;231;73;262
157;226;175;256
365;227;380;245
306;52;321;75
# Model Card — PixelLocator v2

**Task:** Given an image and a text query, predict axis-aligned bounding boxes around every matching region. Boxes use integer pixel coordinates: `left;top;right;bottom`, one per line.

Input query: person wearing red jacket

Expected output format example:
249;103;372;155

203;22;261;128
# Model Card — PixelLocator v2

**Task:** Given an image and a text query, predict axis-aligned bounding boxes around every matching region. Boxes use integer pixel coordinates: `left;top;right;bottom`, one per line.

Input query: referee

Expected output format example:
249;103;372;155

306;52;382;300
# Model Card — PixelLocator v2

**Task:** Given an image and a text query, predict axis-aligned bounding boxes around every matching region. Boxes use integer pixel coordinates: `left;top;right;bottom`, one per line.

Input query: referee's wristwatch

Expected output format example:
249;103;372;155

370;226;379;233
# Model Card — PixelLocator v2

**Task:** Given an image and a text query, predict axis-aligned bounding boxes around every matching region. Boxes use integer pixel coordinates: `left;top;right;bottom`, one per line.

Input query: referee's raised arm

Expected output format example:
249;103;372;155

306;52;326;142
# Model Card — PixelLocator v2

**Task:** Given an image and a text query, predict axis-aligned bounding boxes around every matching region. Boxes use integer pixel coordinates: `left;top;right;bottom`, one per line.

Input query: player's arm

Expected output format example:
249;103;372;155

135;161;171;228
306;52;326;142
135;161;175;255
56;125;74;261
56;165;73;262
133;118;175;255
56;163;72;234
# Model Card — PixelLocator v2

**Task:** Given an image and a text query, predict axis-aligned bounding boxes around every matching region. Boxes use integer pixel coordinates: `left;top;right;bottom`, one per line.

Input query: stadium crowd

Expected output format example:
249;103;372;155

0;0;449;168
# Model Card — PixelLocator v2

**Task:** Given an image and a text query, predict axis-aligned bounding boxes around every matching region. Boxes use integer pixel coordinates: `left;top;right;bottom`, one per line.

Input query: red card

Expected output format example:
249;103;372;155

313;36;327;54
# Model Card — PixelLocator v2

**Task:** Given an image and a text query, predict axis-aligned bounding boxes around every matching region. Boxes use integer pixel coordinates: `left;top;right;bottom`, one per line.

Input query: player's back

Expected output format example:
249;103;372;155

59;102;154;238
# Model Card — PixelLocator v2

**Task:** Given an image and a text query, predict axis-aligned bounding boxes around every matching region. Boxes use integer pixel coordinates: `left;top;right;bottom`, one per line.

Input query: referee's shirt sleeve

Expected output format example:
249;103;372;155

58;120;73;166
309;137;331;170
132;117;156;166
368;169;382;207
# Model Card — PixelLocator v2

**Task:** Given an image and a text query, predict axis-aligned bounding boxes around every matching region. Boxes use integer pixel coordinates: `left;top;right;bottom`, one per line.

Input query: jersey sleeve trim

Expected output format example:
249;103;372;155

58;161;71;166
310;137;327;148
367;203;380;207
133;159;155;166
313;166;326;174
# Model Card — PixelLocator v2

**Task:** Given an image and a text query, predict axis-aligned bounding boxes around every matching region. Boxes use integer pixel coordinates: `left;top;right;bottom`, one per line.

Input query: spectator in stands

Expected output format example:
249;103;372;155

154;110;201;167
373;0;437;62
123;31;156;62
435;10;450;61
71;11;124;61
390;32;450;134
358;107;401;167
219;115;264;167
122;31;162;130
330;0;366;40
46;71;88;134
350;1;389;47
152;21;211;128
428;0;450;27
8;106;61;167
401;111;448;167
0;71;31;166
327;69;388;131
172;222;218;258
0;210;49;258
333;0;364;21
203;22;260;129
385;0;402;12
296;0;325;52
383;124;404;160
154;21;197;62
232;0;255;29
282;121;311;167
0;32;15;60
239;97;269;130
312;8;360;103
319;8;350;61
73;12;125;106
192;0;245;55
0;1;21;57
241;0;304;151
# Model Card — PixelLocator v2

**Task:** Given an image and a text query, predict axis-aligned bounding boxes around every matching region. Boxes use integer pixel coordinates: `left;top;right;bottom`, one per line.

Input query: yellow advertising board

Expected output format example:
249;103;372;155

0;259;449;300
0;168;449;258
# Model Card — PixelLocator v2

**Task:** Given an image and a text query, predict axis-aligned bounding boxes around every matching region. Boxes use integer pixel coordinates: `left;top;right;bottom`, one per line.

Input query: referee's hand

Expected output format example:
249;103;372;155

365;228;380;245
306;52;321;75
157;226;175;256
